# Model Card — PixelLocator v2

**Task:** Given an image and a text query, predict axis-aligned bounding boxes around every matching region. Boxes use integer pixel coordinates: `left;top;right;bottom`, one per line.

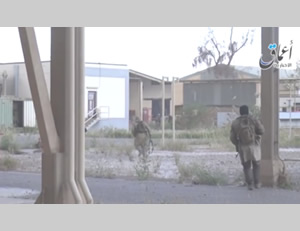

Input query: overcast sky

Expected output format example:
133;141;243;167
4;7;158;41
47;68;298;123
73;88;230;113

0;27;299;78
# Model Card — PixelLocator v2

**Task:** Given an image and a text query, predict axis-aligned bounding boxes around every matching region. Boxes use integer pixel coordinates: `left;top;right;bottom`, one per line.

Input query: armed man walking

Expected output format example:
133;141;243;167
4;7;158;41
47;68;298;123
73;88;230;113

131;117;153;158
230;105;265;190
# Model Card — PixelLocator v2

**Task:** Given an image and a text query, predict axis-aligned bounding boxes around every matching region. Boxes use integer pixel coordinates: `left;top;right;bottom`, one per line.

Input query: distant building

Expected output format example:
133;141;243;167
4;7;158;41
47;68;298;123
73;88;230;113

0;61;130;130
129;70;179;124
179;64;300;127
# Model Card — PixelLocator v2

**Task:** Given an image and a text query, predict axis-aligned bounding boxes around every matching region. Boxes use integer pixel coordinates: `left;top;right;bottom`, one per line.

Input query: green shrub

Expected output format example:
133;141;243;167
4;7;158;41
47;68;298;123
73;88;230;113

279;129;300;148
177;162;228;185
0;132;20;154
86;127;132;138
175;104;215;130
0;155;19;171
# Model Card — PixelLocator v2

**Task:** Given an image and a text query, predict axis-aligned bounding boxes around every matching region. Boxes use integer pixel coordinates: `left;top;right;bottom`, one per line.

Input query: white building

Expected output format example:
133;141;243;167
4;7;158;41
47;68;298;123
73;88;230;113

0;61;129;130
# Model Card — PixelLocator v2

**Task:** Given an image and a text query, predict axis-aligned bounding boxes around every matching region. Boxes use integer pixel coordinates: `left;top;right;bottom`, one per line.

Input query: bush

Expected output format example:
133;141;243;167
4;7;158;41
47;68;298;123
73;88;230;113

0;155;19;171
279;128;300;148
86;127;132;138
177;162;228;185
175;104;215;130
0;132;20;154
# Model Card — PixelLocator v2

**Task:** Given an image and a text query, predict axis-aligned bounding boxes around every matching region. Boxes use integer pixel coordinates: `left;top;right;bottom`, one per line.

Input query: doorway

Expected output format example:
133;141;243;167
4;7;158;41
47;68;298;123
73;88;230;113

88;91;97;118
13;100;24;127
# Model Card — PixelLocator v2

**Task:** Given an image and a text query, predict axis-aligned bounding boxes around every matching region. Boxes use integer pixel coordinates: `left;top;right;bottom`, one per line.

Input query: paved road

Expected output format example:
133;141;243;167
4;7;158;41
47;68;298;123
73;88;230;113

1;171;300;204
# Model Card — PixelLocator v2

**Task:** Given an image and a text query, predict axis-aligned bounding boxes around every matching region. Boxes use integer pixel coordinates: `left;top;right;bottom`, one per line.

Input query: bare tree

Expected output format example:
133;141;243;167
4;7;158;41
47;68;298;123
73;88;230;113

193;27;255;68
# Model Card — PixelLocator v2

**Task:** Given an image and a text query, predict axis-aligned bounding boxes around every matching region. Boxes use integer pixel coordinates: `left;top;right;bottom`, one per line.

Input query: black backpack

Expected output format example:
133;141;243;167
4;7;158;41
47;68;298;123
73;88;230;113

238;116;256;145
135;121;148;134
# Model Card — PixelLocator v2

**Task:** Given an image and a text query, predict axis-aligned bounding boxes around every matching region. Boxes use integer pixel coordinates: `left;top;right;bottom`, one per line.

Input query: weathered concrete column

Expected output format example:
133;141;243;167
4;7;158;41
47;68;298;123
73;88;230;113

161;77;166;146
19;27;61;204
51;27;82;203
260;27;284;186
74;27;93;204
19;27;92;203
172;77;178;142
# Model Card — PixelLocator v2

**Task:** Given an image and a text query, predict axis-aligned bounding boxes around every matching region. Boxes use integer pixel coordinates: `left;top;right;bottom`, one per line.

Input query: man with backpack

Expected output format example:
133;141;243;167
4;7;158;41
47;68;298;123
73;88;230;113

230;105;265;190
132;117;153;158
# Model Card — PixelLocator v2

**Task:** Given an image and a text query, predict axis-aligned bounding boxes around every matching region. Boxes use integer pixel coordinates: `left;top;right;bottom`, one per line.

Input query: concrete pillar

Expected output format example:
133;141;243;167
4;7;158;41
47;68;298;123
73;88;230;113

51;27;82;203
172;77;178;142
260;27;284;186
161;78;166;146
74;27;93;204
19;27;61;204
19;27;93;203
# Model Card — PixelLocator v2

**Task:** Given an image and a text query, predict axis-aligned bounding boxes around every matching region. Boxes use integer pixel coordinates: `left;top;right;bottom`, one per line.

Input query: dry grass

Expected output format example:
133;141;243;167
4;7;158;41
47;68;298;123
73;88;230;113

0;133;20;154
176;161;229;186
159;140;191;152
0;155;19;171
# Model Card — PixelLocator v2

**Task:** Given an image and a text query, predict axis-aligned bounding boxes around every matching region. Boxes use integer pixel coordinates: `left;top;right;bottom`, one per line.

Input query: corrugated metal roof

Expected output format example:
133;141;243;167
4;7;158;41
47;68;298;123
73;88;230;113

129;69;163;83
181;64;298;80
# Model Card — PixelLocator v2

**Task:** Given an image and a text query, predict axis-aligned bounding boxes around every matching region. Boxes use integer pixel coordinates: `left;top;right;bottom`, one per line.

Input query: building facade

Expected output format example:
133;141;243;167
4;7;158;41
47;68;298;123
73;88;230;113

0;62;130;130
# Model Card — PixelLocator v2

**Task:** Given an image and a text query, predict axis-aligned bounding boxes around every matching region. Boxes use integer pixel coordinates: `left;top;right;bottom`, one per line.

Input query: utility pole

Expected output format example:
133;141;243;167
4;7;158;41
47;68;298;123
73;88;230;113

161;76;169;146
172;77;179;142
260;27;283;186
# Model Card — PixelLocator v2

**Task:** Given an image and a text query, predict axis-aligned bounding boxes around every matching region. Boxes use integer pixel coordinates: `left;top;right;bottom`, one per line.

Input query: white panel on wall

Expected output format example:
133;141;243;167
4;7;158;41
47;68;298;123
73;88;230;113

99;77;125;118
86;76;100;88
23;100;36;127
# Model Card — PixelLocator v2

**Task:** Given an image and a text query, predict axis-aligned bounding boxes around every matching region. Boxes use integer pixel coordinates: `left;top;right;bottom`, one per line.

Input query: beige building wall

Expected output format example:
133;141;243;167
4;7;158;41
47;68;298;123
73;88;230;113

143;79;171;99
174;82;183;106
143;100;152;108
129;76;185;120
129;79;142;118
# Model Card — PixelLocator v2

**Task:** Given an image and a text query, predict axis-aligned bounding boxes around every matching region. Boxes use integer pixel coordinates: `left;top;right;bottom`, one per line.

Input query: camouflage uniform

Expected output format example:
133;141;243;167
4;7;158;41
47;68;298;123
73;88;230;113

230;115;265;190
132;118;152;158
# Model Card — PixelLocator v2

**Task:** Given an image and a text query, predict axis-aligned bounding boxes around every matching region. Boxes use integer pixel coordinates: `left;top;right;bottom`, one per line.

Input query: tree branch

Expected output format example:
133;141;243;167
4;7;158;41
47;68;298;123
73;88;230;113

227;27;234;65
208;50;217;65
235;30;249;53
227;29;249;65
193;28;253;69
210;38;222;64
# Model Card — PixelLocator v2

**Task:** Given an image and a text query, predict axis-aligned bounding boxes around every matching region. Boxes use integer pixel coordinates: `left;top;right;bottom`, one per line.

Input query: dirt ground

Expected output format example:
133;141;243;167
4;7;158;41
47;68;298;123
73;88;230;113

1;136;300;191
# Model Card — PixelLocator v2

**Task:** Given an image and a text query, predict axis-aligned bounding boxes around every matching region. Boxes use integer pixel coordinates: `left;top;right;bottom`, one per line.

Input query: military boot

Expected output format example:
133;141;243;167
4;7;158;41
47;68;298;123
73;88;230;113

243;168;253;190
253;161;261;189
